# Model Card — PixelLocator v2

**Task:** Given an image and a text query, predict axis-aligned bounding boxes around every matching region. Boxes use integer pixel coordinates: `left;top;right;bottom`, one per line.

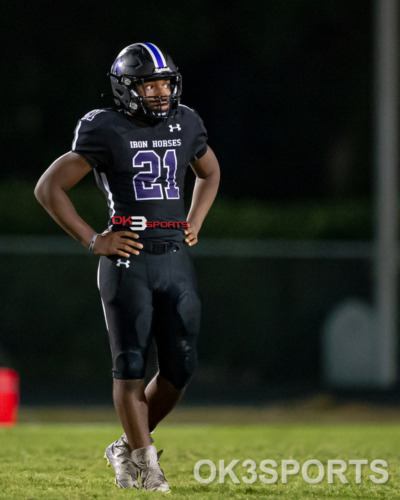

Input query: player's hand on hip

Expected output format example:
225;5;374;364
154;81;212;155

184;223;199;247
93;230;143;257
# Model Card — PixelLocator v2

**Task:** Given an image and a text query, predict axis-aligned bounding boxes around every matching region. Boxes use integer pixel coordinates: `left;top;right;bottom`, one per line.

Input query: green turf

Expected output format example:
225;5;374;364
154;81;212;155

0;424;399;499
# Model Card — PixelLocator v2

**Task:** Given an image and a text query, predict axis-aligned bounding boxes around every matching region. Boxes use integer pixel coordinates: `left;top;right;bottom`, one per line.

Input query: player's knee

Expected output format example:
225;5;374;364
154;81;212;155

177;293;201;336
161;339;198;389
114;350;145;379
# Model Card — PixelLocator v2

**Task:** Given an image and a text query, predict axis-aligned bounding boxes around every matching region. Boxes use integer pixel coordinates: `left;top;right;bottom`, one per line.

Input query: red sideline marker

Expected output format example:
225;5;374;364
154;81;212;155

0;368;19;427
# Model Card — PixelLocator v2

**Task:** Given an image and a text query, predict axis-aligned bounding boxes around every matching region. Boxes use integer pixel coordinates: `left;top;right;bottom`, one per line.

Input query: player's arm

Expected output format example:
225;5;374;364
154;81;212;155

185;145;220;246
34;151;142;257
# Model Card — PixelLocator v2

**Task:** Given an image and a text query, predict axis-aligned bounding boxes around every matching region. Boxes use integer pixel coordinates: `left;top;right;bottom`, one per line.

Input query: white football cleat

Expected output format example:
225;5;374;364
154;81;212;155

104;434;139;489
131;444;171;492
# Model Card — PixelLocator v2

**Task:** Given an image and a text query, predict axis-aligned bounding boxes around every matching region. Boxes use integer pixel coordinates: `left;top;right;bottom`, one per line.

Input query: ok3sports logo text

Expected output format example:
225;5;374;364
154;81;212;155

111;215;188;231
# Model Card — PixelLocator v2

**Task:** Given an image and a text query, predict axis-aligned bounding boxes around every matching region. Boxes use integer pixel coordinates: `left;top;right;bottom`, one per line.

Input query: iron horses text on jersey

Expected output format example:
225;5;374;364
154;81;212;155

130;139;182;149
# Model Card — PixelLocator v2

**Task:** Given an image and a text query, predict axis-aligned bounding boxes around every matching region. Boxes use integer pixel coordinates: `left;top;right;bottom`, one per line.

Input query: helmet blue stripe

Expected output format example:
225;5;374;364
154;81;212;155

143;42;166;68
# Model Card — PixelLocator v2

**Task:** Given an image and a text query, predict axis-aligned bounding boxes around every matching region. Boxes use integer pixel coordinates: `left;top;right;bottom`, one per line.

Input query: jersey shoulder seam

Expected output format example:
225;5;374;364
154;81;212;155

178;104;196;113
80;108;111;122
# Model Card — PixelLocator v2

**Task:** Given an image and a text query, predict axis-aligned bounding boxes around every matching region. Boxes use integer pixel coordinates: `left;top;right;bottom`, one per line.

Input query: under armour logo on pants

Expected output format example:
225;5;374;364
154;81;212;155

116;259;130;268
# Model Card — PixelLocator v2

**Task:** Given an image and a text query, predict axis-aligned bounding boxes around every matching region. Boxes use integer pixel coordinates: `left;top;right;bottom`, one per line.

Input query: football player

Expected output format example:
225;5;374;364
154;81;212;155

34;42;220;492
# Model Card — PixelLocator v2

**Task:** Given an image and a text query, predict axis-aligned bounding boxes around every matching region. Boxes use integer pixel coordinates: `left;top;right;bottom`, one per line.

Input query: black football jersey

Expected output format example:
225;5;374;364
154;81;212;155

72;105;208;241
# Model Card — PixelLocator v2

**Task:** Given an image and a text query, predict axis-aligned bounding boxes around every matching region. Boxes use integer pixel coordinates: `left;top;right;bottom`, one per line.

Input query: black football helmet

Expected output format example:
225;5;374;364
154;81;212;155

110;43;182;121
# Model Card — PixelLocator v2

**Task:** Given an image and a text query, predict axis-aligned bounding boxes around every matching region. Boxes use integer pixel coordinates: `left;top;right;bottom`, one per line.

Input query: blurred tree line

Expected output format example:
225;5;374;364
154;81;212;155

2;0;372;202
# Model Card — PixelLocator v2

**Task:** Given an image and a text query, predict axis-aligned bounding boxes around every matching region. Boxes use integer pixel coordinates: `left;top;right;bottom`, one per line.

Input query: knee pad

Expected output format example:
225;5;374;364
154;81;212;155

114;350;145;379
176;293;201;337
161;339;198;389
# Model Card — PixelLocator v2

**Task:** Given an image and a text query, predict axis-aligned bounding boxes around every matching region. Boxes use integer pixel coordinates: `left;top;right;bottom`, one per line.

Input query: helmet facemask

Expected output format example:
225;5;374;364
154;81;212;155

126;74;182;120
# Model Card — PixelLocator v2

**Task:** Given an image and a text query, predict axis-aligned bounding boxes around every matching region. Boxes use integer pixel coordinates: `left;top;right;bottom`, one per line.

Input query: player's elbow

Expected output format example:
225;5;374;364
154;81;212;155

34;176;54;208
34;178;46;206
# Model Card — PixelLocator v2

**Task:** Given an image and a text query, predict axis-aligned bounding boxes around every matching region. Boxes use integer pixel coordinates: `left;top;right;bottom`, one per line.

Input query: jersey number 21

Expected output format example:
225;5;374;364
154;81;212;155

133;149;179;201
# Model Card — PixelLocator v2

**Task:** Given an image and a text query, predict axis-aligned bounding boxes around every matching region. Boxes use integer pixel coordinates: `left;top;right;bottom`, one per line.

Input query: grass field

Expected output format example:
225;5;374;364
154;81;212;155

1;405;400;499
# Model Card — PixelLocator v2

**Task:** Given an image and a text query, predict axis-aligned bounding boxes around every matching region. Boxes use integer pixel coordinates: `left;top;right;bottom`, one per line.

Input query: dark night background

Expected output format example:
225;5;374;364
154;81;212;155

1;1;387;405
2;0;372;201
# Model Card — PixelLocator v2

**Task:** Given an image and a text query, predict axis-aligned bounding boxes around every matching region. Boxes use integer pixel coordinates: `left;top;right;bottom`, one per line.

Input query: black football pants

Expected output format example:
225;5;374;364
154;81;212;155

97;242;201;389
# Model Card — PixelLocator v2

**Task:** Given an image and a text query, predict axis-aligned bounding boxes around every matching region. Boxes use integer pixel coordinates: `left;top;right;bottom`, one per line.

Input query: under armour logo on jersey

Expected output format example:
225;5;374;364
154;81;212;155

169;124;181;132
116;259;130;268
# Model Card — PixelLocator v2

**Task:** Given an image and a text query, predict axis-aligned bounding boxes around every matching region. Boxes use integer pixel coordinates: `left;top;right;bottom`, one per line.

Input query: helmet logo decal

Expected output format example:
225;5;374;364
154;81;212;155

114;58;124;75
154;66;171;74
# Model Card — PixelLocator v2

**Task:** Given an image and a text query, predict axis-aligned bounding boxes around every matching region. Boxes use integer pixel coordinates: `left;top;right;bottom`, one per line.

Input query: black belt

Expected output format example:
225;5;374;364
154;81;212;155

141;240;180;255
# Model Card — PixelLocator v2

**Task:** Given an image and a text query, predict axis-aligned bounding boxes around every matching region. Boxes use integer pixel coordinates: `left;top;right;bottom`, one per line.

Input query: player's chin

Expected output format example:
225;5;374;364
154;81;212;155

150;105;170;114
147;100;170;112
